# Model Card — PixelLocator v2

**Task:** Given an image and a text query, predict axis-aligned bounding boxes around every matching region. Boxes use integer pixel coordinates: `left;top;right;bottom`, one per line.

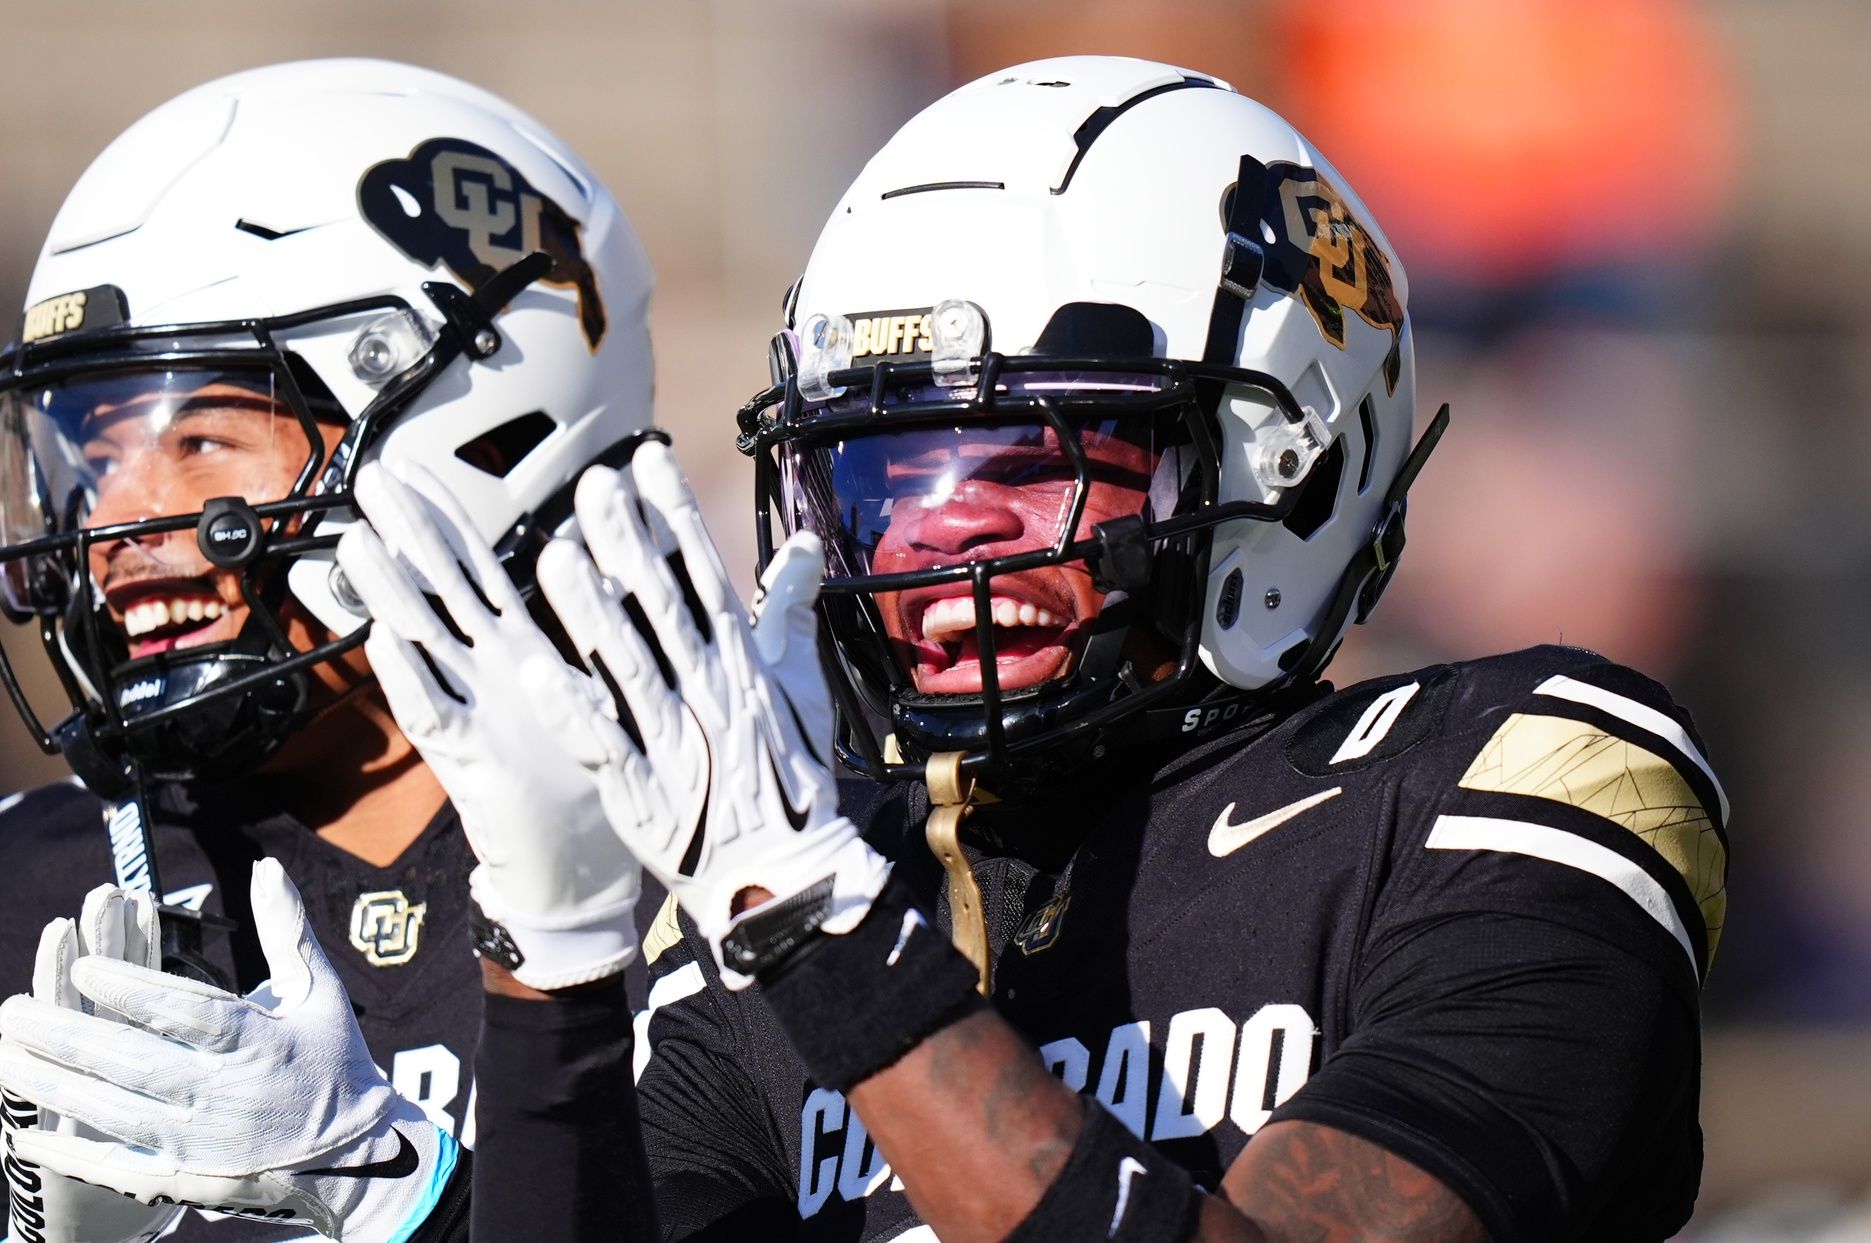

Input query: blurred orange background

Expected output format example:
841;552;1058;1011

3;2;1868;1233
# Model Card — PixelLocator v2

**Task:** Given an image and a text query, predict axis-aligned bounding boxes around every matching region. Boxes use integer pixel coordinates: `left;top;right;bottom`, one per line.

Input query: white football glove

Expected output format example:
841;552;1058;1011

338;458;641;990
530;441;890;988
0;859;458;1242
2;884;180;1243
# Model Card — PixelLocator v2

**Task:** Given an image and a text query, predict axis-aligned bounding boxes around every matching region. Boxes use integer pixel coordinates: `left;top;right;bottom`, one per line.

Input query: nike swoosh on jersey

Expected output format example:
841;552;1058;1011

1208;787;1344;857
300;1129;418;1180
1111;1156;1147;1234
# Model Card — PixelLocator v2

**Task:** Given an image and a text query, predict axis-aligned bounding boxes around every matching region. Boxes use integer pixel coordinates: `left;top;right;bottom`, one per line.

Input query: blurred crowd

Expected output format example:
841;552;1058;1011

2;0;1867;1232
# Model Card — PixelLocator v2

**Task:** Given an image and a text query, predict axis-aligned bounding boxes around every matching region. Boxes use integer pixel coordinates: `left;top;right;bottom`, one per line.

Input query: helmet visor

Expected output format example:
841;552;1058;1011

779;373;1186;696
0;368;317;635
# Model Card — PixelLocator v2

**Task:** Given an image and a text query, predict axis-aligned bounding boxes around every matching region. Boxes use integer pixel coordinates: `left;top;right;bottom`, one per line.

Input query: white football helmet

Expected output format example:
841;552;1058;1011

738;56;1444;781
0;59;654;790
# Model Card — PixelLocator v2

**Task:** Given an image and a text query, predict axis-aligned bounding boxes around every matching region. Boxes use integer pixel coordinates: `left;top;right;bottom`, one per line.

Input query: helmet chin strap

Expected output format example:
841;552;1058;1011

71;753;237;991
923;752;991;995
1073;587;1135;689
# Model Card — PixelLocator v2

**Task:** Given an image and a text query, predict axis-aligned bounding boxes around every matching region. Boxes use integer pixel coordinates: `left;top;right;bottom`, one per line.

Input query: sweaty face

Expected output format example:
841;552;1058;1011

854;421;1159;694
46;371;336;659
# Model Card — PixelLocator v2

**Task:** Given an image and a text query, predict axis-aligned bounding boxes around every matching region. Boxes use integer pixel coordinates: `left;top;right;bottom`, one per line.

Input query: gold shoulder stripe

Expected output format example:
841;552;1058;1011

1534;674;1728;824
1460;712;1727;968
642;893;684;967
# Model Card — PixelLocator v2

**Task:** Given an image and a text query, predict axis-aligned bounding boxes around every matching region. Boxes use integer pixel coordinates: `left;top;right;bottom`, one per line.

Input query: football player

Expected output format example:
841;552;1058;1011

0;52;1728;1243
468;57;1725;1240
0;59;659;1241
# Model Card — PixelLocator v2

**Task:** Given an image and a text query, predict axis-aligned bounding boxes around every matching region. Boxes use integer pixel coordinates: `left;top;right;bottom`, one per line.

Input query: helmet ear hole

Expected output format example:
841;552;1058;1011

1280;438;1346;541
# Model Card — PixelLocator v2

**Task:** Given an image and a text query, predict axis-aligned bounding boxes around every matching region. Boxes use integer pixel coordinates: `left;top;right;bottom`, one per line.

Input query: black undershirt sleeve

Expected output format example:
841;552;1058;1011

472;982;660;1241
1268;911;1701;1243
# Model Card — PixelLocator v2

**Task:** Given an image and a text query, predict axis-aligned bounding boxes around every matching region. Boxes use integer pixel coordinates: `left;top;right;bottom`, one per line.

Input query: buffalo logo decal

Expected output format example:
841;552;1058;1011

1245;163;1405;393
359;138;606;350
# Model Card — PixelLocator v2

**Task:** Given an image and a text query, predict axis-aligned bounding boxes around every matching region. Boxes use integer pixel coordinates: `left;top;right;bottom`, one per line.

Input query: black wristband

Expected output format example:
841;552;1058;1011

758;871;985;1093
1003;1102;1202;1243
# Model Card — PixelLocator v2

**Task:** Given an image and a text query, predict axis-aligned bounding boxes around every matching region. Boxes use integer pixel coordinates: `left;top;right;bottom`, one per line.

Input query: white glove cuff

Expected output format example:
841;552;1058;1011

815;831;894;937
296;1103;460;1243
713;829;893;990
469;867;640;990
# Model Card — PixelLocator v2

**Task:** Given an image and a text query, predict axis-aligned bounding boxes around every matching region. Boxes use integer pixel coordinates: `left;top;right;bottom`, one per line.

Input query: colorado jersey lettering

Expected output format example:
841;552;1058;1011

635;646;1724;1241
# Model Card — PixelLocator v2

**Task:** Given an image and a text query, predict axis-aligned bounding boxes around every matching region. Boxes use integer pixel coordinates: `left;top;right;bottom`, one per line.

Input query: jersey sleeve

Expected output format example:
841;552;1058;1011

634;896;802;1241
1271;647;1726;1241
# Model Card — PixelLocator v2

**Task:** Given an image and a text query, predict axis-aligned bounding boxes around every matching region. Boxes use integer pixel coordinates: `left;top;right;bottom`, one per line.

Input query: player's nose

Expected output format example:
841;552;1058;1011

902;483;1026;557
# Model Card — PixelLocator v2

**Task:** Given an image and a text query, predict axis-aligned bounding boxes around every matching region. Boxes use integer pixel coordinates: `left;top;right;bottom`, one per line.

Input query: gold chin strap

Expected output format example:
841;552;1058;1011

924;752;991;996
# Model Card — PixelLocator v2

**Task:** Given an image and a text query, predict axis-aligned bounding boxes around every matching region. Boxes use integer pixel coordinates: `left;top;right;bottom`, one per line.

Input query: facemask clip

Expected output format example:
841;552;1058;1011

198;497;265;570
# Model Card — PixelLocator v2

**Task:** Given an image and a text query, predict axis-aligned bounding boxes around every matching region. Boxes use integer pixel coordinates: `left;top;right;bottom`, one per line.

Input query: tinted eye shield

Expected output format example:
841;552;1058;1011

747;353;1316;595
741;352;1319;775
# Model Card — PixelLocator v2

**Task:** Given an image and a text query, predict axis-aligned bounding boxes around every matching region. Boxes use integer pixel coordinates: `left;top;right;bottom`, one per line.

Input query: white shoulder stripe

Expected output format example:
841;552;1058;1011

633;960;706;1082
0;776;87;820
1535;674;1728;824
1427;813;1699;977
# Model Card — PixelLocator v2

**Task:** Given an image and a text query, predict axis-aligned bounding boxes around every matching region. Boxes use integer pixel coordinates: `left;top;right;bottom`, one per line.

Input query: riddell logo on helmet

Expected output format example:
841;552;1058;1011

846;307;935;361
358;138;607;350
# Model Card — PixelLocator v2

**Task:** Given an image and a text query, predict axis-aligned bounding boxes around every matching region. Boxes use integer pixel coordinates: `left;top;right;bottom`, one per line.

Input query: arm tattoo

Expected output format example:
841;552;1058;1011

1222;1121;1486;1243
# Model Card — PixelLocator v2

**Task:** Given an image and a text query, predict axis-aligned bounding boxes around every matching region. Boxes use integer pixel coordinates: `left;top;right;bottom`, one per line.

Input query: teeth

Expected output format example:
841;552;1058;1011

921;596;1063;642
121;596;225;639
921;597;975;642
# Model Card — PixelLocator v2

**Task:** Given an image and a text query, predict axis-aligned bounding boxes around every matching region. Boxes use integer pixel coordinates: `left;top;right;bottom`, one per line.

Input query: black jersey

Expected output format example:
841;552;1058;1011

0;777;482;1242
634;645;1727;1242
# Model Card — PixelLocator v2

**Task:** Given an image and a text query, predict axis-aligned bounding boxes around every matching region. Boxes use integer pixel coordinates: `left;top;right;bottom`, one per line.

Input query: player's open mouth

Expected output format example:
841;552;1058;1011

105;578;237;659
907;593;1079;694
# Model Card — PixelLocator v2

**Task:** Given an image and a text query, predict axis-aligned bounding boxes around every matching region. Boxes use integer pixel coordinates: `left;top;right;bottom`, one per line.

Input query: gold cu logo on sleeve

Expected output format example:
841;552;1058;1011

350;890;428;967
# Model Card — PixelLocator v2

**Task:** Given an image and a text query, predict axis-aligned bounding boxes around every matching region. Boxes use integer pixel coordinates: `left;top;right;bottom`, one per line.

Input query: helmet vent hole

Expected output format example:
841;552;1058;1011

234;218;300;241
1356;397;1377;494
1281;438;1345;541
453;411;555;479
1032;302;1154;357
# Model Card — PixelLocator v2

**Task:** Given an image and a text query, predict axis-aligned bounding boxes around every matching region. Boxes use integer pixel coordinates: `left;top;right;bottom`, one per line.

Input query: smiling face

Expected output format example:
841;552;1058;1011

70;372;340;660
863;421;1160;695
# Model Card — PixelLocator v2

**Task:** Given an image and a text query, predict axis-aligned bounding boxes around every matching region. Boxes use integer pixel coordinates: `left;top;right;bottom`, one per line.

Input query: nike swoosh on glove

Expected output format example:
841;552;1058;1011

338;457;641;990
0;859;459;1242
1;884;180;1243
530;441;890;988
